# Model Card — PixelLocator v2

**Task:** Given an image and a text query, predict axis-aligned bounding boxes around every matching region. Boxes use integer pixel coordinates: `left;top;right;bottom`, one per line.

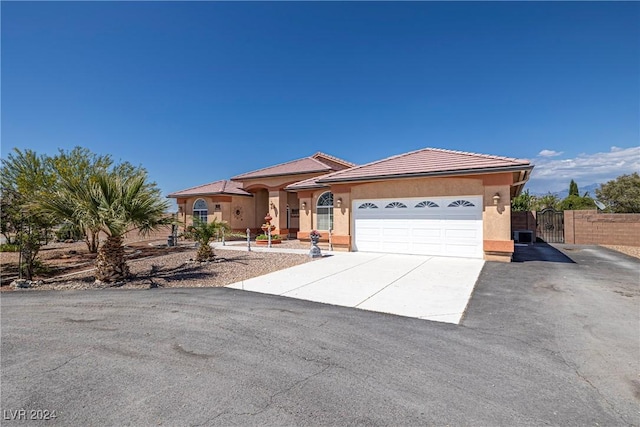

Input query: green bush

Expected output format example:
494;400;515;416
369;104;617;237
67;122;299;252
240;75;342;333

0;243;19;252
256;234;280;241
55;221;84;242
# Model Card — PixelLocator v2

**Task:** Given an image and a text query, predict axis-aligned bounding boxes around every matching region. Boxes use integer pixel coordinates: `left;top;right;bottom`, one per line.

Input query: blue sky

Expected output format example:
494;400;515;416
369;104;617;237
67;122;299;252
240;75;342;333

2;1;638;200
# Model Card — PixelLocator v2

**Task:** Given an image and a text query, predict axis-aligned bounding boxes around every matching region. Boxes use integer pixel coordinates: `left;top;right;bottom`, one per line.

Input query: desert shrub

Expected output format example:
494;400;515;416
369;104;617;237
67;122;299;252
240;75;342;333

225;232;251;241
256;234;280;241
55;221;84;242
0;243;19;252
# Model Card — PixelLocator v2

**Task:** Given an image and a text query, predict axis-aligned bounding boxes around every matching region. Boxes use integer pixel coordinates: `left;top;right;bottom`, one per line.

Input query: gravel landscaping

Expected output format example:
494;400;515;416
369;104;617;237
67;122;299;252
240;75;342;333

1;240;313;292
600;245;640;259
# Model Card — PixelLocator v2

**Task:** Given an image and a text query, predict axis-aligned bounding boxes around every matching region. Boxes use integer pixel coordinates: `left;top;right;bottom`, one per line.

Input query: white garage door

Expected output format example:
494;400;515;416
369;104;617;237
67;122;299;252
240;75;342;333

353;196;483;258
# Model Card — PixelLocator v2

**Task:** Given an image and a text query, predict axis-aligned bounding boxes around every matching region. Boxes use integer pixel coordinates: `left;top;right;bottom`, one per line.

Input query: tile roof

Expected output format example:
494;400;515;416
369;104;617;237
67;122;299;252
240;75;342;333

311;152;357;170
232;152;355;180
285;173;332;191
317;148;533;183
167;180;251;198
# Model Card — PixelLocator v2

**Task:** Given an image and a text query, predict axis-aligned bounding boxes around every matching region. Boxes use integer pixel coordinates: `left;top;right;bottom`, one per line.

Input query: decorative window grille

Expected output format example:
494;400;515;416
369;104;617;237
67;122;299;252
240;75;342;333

358;202;378;209
193;199;208;223
385;202;407;208
316;192;334;230
415;201;439;208
448;200;475;207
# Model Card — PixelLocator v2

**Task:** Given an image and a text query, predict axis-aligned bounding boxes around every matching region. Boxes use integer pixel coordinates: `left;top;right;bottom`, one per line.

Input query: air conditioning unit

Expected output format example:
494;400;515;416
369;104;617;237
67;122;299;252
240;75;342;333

513;230;534;244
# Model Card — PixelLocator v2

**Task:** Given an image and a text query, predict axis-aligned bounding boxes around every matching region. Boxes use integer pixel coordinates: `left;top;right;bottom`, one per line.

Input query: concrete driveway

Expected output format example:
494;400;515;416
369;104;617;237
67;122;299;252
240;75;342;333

227;252;484;324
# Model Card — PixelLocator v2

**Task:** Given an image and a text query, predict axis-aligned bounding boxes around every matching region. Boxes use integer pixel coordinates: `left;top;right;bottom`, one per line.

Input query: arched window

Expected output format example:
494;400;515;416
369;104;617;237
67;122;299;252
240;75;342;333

193;199;208;223
316;192;333;230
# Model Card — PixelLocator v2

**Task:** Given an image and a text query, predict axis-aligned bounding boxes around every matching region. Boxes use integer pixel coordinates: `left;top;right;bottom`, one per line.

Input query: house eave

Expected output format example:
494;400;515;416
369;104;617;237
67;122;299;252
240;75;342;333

317;165;534;184
285;183;330;192
167;192;253;199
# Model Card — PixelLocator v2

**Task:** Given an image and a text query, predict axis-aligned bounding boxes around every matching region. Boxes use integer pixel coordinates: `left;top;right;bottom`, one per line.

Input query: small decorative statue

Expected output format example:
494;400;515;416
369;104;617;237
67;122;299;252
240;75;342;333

309;230;322;258
261;213;276;248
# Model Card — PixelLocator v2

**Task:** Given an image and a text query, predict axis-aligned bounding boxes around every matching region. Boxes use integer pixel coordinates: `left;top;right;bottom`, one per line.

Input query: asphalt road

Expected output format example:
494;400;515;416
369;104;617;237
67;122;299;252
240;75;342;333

1;244;638;426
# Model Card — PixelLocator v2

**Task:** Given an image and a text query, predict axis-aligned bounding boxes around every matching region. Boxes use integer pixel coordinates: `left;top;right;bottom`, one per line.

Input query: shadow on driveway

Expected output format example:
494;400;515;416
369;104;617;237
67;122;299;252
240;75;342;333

512;242;575;263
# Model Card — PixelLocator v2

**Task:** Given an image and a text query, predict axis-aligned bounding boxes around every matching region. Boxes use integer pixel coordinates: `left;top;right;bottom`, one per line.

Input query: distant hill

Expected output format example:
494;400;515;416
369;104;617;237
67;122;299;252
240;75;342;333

533;183;600;199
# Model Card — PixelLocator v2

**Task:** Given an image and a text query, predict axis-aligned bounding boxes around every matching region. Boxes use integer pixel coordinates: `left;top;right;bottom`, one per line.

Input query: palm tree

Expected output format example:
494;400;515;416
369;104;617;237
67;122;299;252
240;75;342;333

40;171;170;282
184;217;231;262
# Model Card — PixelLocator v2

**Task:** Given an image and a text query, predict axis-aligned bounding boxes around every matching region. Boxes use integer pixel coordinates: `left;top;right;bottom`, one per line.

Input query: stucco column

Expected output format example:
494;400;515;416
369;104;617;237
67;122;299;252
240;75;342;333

483;184;513;261
297;191;313;239
335;191;352;251
269;190;288;235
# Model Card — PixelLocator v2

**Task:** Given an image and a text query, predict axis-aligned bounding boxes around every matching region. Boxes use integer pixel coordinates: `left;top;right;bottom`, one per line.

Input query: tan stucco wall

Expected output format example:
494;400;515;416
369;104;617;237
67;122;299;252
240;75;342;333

178;195;255;232
254;190;269;229
482;184;512;241
269;190;288;233
331;185;351;237
239;172;329;192
297;191;313;233
349;176;485;199
229;196;256;230
295;174;516;259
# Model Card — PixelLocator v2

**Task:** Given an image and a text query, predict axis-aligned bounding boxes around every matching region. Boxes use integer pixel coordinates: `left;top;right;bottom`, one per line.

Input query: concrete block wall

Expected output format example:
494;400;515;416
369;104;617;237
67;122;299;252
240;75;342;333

123;225;174;244
564;210;640;246
511;211;537;235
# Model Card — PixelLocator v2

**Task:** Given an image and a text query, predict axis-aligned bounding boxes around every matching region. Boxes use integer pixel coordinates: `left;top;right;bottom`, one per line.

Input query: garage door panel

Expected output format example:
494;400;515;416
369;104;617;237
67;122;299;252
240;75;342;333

411;227;442;239
354;239;380;252
382;223;411;238
353;196;483;259
444;227;480;239
383;242;412;253
411;241;444;255
356;221;381;234
380;230;410;243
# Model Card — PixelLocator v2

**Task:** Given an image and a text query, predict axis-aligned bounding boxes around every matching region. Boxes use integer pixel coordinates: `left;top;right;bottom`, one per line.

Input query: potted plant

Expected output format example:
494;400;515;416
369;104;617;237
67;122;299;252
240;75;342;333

309;230;321;244
309;230;322;258
255;234;282;245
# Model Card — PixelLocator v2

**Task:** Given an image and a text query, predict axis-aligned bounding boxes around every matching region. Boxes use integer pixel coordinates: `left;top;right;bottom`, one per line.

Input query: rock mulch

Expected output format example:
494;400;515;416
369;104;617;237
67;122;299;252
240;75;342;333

11;249;312;292
601;245;640;259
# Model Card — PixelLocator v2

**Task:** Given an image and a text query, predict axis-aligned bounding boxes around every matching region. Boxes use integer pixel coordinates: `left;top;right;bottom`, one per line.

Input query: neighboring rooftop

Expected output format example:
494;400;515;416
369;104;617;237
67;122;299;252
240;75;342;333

167;180;251;198
231;152;355;180
317;148;533;183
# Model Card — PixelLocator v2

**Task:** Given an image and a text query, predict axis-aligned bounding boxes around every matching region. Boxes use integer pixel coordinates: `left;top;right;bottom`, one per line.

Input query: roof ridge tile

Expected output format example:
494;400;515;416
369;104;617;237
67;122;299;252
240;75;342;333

232;154;336;179
425;147;527;163
317;148;425;180
312;152;357;167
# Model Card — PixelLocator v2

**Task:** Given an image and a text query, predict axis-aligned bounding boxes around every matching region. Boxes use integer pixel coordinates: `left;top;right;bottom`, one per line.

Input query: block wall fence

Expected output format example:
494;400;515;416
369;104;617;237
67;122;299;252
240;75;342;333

563;210;640;246
512;210;640;246
510;211;537;235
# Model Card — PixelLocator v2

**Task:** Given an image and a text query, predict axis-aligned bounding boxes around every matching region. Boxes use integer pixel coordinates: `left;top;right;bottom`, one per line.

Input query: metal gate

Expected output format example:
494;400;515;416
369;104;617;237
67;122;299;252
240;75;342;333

536;208;564;243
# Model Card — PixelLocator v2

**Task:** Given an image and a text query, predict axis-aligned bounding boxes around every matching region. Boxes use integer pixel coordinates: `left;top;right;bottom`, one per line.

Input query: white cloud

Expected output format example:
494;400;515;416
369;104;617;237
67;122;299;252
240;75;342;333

538;149;563;157
527;146;640;193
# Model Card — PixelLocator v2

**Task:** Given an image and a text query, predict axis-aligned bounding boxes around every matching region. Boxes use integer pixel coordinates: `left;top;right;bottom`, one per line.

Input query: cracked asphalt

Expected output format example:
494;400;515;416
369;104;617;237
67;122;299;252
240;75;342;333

1;244;638;426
